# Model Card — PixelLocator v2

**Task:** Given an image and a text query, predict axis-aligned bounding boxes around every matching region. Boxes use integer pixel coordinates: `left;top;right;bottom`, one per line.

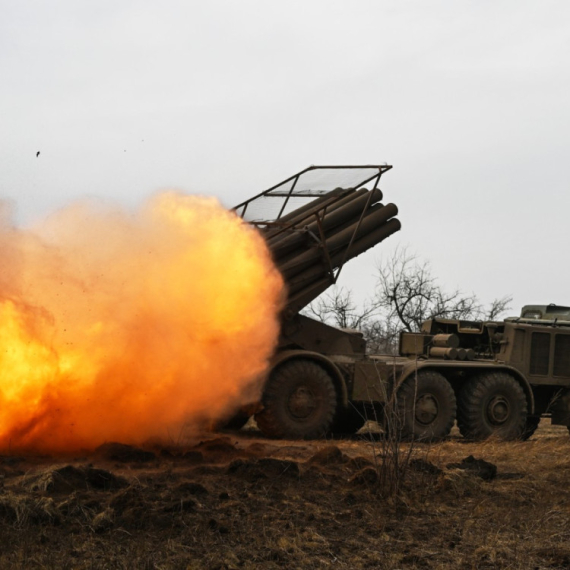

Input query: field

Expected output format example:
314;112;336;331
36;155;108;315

1;422;570;569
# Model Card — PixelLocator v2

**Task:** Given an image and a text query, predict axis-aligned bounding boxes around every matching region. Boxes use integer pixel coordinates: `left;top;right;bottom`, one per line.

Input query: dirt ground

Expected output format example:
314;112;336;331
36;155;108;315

1;422;570;570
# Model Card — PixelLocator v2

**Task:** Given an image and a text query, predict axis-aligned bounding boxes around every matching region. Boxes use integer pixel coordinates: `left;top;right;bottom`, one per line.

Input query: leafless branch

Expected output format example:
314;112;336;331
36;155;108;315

306;247;513;355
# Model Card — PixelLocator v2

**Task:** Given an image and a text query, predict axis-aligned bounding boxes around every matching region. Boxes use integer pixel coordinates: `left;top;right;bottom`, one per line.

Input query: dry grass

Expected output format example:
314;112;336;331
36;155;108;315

0;424;569;569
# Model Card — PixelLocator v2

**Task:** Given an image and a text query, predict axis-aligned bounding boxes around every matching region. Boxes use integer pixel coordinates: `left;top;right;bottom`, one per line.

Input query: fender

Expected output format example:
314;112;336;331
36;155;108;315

397;361;535;415
269;349;349;407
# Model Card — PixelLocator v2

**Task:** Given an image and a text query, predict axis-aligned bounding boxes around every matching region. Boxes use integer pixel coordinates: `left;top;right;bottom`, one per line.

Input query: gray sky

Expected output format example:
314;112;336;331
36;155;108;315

2;0;569;314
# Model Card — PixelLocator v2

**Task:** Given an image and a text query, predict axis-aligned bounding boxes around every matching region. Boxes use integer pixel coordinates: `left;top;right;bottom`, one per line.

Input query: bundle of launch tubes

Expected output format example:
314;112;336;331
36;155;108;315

234;166;401;319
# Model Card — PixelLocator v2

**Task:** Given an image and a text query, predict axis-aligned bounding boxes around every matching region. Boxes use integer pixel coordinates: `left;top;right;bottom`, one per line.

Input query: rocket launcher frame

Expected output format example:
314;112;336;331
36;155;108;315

234;165;401;319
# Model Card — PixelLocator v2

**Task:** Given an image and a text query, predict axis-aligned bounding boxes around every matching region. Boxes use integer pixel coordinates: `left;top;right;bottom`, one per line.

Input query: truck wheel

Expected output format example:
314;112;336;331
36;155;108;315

330;405;366;436
396;371;456;441
254;359;337;439
457;372;527;440
521;416;541;441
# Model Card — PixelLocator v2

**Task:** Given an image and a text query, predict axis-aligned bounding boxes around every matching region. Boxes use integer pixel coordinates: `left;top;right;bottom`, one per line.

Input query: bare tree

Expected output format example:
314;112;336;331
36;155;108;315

306;288;398;353
485;296;514;321
376;247;512;332
306;288;376;330
376;247;512;331
306;247;513;354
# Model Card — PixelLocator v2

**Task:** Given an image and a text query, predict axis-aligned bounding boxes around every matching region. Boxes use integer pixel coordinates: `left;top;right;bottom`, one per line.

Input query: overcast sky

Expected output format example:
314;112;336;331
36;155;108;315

2;1;569;315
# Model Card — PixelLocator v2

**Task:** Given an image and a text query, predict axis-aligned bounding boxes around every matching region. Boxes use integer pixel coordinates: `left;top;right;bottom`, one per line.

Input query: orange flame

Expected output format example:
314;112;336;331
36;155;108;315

0;193;284;453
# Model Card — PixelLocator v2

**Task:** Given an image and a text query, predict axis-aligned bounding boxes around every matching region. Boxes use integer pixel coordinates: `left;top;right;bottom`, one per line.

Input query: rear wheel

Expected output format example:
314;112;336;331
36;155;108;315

457;372;527;440
255;359;337;439
396;371;456;441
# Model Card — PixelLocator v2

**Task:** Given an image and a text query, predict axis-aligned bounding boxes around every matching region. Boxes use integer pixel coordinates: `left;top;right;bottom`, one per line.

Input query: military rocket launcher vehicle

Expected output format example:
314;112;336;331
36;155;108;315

232;166;570;442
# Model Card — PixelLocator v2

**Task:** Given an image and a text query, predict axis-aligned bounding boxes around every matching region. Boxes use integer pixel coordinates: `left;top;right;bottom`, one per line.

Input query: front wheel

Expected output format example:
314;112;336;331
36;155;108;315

254;359;337;439
457;372;527;440
395;371;456;441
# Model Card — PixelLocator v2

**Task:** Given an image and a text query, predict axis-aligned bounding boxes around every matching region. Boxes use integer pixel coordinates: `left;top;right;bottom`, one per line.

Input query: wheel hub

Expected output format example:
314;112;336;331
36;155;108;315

487;395;510;425
415;394;439;425
287;386;316;419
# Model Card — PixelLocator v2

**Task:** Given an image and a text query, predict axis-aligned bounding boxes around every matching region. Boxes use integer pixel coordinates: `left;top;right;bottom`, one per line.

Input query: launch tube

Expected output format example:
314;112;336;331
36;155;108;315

284;277;334;318
280;203;399;280
271;188;367;235
270;201;386;264
288;218;401;296
267;189;379;257
278;204;387;279
304;188;382;236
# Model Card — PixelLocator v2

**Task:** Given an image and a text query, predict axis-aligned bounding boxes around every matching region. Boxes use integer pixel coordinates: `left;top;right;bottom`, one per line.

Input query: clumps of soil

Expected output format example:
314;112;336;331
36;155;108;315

94;442;156;463
91;508;115;533
178;437;242;465
0;494;60;526
22;465;127;493
181;450;204;464
409;458;443;476
195;436;237;455
347;456;375;470
307;445;348;466
174;481;208;496
109;484;145;512
349;467;378;485
435;456;499;499
245;442;281;456
227;457;300;481
446;455;497;480
301;446;380;486
178;436;302;466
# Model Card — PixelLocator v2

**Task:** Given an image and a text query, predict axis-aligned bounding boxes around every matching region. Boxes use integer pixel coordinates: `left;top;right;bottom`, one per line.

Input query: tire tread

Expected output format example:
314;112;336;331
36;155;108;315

457;371;527;440
396;370;456;441
255;359;337;439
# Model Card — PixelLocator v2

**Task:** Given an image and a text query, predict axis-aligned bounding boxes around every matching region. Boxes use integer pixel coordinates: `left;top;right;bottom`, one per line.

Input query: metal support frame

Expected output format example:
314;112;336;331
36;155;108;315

233;164;392;228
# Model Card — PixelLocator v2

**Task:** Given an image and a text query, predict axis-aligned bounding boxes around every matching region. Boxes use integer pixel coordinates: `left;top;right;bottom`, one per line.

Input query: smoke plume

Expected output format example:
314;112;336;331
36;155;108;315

0;193;284;453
